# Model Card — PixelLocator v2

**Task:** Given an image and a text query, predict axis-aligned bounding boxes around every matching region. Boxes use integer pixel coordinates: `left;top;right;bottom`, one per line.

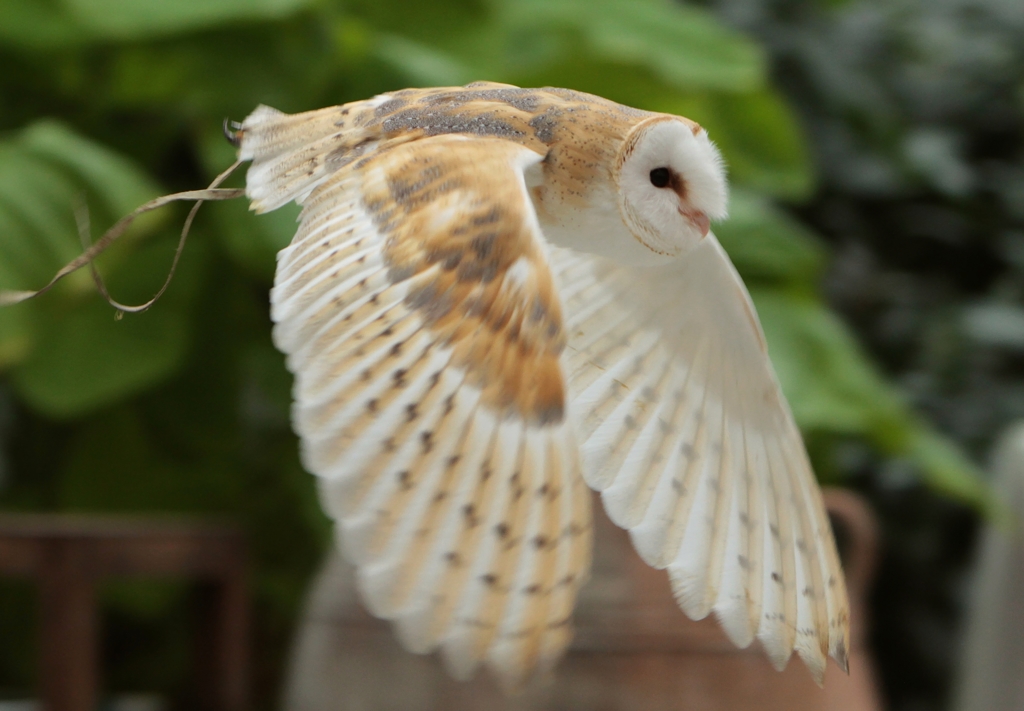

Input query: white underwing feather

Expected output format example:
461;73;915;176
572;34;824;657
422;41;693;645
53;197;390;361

354;378;479;610
599;361;687;528
392;424;494;651
549;237;850;683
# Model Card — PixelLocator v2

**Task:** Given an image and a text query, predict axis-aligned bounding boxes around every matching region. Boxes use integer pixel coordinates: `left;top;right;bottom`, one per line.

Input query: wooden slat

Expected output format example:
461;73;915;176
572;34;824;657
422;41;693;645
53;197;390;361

39;539;98;711
0;513;249;711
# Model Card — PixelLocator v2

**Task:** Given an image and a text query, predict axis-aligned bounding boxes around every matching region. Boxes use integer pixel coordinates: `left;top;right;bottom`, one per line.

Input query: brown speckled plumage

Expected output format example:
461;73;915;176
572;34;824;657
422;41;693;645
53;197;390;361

363;136;566;425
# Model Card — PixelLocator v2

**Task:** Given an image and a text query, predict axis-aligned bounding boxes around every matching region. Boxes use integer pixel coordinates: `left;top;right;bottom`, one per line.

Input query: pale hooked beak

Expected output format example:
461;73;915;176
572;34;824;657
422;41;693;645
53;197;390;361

681;209;710;238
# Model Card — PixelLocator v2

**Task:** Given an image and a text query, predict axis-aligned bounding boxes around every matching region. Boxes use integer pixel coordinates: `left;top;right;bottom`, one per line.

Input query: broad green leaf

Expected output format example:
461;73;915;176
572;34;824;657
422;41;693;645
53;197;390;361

0;120;171;372
654;89;815;200
21;120;162;224
753;288;986;505
0;0;317;48
0;121;164;292
509;51;689;113
374;34;475;86
397;19;564;84
341;0;489;46
710;90;815;199
904;423;992;510
715;189;826;284
9;295;189;417
63;0;314;39
338;2;514;85
8;234;207;418
754;289;894;434
0;144;84;288
0;0;81;50
502;0;764;92
0;305;34;369
104;21;338;117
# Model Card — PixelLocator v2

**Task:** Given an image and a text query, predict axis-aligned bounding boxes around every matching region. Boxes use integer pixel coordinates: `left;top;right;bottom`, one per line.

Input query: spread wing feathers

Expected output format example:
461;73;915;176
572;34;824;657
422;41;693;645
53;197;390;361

245;118;593;687
239;102;382;214
550;237;850;682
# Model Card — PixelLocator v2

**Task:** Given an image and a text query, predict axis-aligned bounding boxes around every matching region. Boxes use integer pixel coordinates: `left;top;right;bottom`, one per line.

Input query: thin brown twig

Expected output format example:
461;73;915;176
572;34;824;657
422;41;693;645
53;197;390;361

0;159;246;310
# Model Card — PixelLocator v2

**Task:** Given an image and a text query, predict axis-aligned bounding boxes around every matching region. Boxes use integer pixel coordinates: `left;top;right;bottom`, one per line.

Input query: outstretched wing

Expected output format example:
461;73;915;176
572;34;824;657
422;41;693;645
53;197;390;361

244;119;592;687
550;237;850;682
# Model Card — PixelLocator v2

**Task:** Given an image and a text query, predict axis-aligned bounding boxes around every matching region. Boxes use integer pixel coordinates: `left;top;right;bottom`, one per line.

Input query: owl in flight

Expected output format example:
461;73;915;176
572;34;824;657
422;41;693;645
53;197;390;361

232;82;849;688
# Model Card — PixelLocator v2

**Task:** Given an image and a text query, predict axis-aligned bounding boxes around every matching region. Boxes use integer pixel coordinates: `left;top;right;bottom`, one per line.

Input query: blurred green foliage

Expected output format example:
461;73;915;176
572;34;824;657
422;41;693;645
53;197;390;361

0;0;989;705
703;2;1024;708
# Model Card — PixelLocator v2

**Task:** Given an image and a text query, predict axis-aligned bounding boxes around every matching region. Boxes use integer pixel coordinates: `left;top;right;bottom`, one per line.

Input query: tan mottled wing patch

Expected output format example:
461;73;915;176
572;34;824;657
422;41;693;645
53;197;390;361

550;237;850;684
360;137;567;425
241;108;591;688
238;82;659;226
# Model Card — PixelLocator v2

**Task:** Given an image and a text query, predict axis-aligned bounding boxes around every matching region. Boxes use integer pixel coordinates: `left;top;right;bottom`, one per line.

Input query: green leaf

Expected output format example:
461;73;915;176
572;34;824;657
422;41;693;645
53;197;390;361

7;232;207;418
753;288;986;505
502;0;765;92
0;120;171;371
715;189;826;284
9;296;189;417
0;0;82;50
0;303;34;370
62;0;315;39
341;0;488;46
710;90;815;199
0;143;85;288
21;120;162;223
103;21;339;117
373;33;475;86
754;289;894;434
0;120;165;292
904;423;992;511
654;89;815;200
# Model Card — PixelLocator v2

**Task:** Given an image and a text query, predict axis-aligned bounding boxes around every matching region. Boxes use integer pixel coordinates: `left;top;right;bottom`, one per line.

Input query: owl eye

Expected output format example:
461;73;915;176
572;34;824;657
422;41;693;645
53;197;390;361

649;167;671;188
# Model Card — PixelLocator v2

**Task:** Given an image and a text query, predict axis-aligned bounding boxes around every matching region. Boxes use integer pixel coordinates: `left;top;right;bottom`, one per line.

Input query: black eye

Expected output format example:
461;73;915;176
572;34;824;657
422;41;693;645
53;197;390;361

649;167;671;188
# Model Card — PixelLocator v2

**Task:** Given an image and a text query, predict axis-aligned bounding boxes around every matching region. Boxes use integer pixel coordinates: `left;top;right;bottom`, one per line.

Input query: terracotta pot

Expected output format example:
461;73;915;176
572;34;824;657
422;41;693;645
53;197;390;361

283;488;883;711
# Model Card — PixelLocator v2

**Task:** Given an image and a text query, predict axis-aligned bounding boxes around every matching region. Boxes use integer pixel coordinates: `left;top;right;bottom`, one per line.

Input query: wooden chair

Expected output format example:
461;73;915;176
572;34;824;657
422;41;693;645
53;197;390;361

0;515;248;711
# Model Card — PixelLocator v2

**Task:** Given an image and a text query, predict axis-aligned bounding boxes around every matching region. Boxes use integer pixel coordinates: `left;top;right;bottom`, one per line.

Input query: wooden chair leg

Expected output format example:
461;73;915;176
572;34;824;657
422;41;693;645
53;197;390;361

217;570;248;711
195;569;248;711
39;540;97;711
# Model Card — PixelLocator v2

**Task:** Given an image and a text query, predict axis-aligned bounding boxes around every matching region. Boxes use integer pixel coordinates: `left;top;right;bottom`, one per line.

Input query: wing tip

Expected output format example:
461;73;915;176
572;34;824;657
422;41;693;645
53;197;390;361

713;603;755;650
485;644;531;696
831;638;851;675
393;610;439;655
440;634;482;683
668;569;714;621
761;647;790;672
796;644;827;687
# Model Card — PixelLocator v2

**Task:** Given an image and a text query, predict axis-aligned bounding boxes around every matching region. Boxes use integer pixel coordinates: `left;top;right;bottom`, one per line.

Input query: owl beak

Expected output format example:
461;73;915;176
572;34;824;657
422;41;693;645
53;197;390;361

681;209;710;238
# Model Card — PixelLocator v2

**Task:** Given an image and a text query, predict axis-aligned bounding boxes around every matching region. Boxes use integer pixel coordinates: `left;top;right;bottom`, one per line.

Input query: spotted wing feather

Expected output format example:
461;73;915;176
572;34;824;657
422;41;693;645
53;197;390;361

551;238;850;683
242;111;592;688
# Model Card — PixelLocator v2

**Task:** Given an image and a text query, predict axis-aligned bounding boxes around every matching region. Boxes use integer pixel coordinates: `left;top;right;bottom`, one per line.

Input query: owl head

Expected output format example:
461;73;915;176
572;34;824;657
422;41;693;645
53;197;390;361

615;116;728;259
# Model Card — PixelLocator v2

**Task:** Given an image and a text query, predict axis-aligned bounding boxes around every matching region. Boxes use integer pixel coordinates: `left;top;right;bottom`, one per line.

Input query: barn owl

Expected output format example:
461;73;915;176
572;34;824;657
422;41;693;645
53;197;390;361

231;82;849;688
